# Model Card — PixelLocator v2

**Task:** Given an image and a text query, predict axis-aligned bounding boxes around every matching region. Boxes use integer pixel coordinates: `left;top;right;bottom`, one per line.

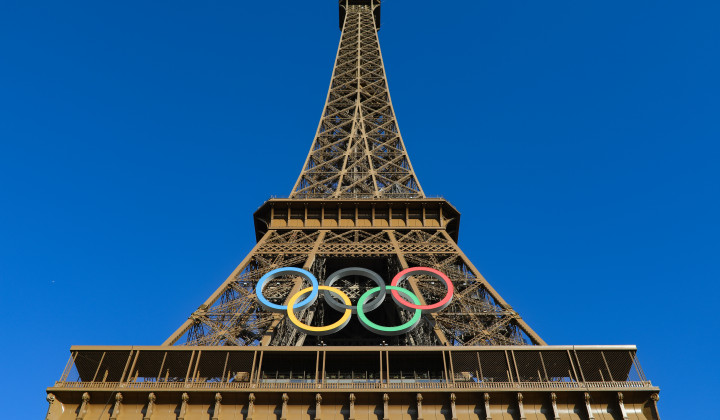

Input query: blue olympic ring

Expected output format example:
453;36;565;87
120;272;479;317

255;267;319;312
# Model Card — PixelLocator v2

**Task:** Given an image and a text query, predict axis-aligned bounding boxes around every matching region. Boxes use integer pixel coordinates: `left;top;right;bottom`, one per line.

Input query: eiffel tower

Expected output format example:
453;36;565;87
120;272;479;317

46;2;661;419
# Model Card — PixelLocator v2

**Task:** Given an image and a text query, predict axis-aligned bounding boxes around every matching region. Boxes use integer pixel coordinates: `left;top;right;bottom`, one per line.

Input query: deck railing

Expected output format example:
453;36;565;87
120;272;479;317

53;379;653;391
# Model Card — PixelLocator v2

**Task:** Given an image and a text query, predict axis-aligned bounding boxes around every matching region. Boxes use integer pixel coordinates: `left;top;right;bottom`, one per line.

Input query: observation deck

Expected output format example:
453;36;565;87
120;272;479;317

47;345;661;419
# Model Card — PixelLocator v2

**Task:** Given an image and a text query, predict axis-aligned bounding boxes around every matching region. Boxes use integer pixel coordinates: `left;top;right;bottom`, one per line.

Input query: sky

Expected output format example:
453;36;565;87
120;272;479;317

1;0;719;418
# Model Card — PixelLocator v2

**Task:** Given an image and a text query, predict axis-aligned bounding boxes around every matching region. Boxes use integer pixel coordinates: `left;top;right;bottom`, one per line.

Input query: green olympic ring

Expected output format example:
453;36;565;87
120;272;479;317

356;286;422;336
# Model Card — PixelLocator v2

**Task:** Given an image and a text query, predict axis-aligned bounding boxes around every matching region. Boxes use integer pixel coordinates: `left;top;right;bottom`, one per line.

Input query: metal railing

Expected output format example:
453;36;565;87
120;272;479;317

53;379;653;391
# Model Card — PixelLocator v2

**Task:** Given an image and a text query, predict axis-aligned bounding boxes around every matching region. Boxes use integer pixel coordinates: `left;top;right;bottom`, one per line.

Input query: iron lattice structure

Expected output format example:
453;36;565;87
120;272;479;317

291;2;422;199
164;2;544;348
46;3;661;419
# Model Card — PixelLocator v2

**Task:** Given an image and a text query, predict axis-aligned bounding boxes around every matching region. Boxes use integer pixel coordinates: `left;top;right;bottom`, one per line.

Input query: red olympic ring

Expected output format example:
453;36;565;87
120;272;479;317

390;267;454;313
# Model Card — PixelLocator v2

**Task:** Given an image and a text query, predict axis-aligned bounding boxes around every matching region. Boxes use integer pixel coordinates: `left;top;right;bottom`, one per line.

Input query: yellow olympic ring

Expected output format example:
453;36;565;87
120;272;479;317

286;286;352;335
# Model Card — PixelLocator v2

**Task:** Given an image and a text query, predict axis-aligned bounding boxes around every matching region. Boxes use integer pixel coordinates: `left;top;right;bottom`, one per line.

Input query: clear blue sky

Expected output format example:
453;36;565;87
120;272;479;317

1;1;718;418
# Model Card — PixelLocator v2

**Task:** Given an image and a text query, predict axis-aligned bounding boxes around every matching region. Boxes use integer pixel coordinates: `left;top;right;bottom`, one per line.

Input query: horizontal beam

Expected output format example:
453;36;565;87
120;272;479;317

253;198;461;241
69;344;638;352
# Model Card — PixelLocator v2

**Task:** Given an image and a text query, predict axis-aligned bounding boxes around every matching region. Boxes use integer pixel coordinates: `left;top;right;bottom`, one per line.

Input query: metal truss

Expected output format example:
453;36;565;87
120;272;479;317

164;2;545;348
164;228;545;347
291;3;423;199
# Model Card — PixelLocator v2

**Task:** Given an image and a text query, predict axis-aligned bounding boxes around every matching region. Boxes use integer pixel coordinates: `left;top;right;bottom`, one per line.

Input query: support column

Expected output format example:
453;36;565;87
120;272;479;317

109;393;122;420
416;393;423;420
483;393;491;420
178;393;189;420
144;393;156;420
550;393;560;420
517;393;526;420
650;393;661;420
584;393;595;420
450;393;458;420
247;393;256;420
348;394;356;420
76;392;90;420
212;393;222;420
438;230;546;345
281;393;289;420
617;392;629;420
383;394;390;420
163;231;273;346
46;393;61;420
315;393;322;420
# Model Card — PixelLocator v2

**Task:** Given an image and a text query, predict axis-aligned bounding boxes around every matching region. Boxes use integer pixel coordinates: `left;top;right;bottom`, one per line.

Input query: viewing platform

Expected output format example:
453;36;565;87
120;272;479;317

46;345;660;419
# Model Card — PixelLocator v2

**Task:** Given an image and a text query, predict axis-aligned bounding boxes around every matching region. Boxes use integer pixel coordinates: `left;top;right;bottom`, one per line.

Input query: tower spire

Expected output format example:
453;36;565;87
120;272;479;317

291;1;423;199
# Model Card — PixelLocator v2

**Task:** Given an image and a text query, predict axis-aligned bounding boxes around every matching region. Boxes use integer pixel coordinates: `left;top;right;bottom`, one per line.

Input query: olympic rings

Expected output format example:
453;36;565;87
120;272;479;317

286;286;352;336
323;267;386;313
254;266;453;336
256;267;319;312
390;267;454;313
357;286;422;336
